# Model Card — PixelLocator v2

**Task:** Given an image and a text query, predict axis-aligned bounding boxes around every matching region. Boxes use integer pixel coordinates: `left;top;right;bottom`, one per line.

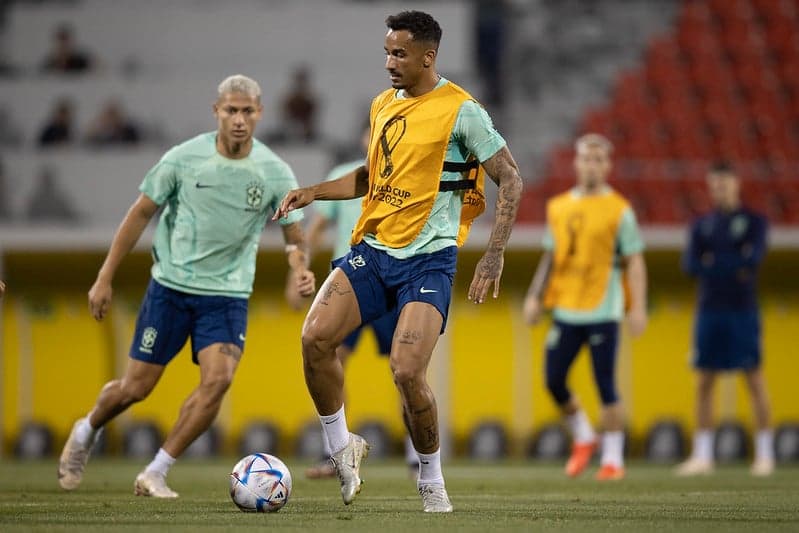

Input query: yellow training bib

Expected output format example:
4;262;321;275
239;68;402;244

543;189;630;311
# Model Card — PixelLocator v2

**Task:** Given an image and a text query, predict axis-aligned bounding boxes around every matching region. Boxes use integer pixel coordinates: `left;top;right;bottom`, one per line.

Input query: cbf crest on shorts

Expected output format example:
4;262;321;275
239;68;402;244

246;182;264;211
140;326;157;354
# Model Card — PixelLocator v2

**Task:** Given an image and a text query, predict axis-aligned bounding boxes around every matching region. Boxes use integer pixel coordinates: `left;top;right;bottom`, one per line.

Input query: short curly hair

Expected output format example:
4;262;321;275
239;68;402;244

385;10;442;49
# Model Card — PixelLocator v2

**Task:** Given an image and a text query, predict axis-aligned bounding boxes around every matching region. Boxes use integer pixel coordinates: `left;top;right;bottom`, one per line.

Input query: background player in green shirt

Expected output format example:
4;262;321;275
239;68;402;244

57;75;315;498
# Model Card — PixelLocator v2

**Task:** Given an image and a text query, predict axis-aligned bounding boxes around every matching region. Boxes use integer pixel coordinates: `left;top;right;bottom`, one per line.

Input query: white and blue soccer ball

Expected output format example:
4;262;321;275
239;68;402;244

229;453;292;512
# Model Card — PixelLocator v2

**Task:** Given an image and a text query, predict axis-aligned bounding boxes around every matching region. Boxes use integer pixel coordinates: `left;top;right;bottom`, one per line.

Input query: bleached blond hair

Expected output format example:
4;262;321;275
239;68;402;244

575;133;613;154
217;74;261;101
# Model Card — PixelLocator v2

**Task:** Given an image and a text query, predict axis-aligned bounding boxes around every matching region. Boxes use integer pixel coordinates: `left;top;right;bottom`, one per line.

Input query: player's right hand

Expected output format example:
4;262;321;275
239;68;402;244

273;188;314;220
88;279;112;321
523;295;544;325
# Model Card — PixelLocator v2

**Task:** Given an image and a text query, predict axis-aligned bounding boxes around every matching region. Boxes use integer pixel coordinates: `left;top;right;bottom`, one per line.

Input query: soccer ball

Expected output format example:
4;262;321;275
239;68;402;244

229;453;292;512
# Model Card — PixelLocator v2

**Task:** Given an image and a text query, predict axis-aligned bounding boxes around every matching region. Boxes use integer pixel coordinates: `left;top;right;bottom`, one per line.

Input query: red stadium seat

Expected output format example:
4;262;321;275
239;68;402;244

534;0;798;226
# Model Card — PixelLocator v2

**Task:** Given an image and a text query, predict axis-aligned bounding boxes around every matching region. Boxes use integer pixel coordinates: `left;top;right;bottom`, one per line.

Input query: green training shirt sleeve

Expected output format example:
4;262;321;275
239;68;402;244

617;207;644;256
139;149;178;205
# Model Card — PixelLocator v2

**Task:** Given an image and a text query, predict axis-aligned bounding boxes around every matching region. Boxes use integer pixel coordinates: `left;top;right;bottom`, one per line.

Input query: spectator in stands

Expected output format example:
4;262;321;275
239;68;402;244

84;100;141;147
676;161;774;477
41;24;94;74
267;65;319;144
24;165;80;222
37;98;74;148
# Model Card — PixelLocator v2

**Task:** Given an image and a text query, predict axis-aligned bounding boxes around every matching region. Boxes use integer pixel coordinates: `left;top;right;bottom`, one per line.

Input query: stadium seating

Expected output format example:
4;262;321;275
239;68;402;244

520;0;799;225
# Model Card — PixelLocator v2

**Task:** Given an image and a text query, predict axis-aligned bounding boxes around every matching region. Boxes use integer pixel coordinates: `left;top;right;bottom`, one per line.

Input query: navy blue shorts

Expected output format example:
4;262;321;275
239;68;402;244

694;309;761;370
545;320;620;405
130;279;248;365
341;311;397;355
332;241;457;333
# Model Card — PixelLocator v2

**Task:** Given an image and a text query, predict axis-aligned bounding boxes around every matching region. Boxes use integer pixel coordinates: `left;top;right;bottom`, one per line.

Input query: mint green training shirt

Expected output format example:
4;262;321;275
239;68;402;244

140;132;303;298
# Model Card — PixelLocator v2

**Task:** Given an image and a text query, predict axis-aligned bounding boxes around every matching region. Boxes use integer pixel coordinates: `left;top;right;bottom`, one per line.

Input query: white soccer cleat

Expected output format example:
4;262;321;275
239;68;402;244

750;458;775;477
134;471;179;498
674;457;715;476
58;418;101;490
330;433;370;505
418;483;453;513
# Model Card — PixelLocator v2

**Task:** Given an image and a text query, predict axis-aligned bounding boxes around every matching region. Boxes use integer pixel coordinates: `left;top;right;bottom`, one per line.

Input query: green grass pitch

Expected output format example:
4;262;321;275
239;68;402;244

1;459;797;532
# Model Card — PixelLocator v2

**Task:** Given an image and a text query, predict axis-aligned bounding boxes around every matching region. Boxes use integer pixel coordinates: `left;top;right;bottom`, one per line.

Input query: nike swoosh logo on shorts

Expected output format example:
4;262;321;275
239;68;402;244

420;287;437;294
238;333;246;342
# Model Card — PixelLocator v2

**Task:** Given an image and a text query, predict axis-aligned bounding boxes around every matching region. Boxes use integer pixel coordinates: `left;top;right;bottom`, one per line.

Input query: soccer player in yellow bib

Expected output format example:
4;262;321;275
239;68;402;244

523;133;648;481
274;11;523;512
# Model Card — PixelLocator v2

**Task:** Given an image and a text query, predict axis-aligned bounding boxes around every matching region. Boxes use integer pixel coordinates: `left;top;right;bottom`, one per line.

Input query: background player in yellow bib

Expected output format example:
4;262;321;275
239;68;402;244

274;10;523;513
523;133;647;481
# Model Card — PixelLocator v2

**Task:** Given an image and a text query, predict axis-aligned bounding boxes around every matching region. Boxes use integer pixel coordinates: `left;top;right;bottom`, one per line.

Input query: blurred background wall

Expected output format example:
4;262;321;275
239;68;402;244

1;0;797;459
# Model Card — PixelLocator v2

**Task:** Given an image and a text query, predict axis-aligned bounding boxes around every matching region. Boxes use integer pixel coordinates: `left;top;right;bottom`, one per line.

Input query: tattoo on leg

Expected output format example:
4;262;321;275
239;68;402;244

397;328;423;345
219;343;242;362
320;281;351;306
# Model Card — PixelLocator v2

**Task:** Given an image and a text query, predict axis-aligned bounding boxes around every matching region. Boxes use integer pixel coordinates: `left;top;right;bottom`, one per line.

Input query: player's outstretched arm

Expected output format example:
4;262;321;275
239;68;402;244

89;193;159;321
523;251;552;325
281;222;316;299
468;146;523;304
272;165;369;220
625;252;648;337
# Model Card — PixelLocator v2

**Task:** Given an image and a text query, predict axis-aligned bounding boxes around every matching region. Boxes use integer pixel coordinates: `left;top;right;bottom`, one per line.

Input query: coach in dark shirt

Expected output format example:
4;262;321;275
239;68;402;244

676;161;774;477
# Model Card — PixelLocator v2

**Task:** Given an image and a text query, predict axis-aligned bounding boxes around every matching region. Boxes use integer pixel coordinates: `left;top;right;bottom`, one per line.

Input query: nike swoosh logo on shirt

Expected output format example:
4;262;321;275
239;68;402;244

420;287;438;294
196;183;213;188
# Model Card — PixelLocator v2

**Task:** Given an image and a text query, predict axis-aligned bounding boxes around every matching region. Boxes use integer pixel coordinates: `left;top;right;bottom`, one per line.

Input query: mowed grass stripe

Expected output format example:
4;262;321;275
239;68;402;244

0;460;797;532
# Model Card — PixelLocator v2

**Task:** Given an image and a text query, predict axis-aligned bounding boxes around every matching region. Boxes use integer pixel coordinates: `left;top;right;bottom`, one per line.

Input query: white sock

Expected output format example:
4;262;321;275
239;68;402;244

145;448;176;477
404;435;418;465
321;429;332;458
319;405;349;455
566;410;596;444
75;417;100;447
694;429;714;462
417;448;444;485
754;429;774;461
600;431;624;467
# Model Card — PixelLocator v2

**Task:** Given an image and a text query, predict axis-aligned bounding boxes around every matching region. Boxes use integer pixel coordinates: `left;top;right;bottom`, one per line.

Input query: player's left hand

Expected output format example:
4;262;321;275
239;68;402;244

468;250;504;304
627;307;648;337
294;268;316;298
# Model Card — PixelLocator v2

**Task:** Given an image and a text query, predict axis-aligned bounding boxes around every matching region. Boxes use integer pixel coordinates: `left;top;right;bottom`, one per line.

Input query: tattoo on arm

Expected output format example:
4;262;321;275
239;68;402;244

481;147;523;254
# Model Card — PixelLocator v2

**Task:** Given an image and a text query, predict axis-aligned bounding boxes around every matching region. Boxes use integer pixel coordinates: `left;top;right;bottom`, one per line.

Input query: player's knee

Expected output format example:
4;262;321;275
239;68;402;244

545;370;569;404
595;373;618;405
391;364;425;390
119;379;154;404
301;323;338;358
546;381;570;404
200;373;233;402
